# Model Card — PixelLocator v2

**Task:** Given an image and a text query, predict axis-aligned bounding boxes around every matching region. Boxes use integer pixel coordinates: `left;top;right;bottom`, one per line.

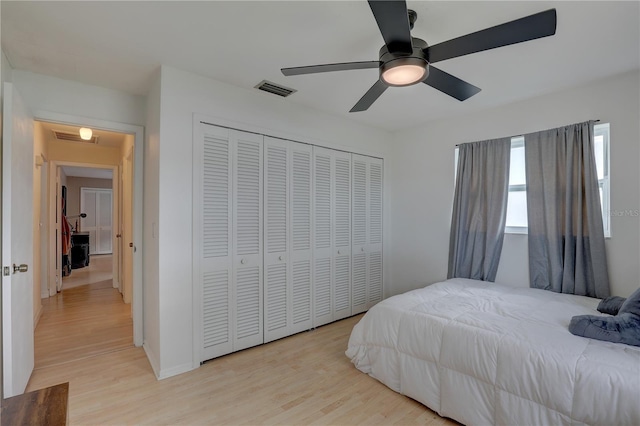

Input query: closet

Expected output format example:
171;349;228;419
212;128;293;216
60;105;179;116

80;188;113;255
195;122;383;362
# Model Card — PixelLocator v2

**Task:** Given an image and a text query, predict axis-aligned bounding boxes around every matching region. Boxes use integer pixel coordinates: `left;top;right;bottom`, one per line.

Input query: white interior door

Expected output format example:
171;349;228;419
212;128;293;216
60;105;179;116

351;156;369;315
197;124;233;361
81;188;113;255
231;130;263;352
2;82;35;397
288;142;313;335
312;147;334;327
333;152;351;321
264;138;289;343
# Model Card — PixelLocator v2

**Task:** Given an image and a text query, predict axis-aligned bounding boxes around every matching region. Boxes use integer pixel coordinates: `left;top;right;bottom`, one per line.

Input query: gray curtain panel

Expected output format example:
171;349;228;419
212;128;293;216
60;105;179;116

448;138;511;281
525;121;610;298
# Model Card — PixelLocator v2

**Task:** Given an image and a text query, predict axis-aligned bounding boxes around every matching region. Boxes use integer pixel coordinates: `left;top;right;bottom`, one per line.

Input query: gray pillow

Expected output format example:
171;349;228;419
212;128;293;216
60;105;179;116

569;287;640;347
619;287;640;316
597;296;626;315
569;314;640;347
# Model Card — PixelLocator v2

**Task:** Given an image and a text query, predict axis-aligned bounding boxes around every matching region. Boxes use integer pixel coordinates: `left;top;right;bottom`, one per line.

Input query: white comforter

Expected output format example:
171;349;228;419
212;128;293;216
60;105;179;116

346;278;640;426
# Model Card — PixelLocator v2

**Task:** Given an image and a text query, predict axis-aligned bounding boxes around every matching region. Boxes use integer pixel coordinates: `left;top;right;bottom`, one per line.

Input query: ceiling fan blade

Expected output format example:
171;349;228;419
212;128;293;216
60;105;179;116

426;9;557;63
368;0;413;54
423;66;481;101
350;80;388;112
281;61;380;76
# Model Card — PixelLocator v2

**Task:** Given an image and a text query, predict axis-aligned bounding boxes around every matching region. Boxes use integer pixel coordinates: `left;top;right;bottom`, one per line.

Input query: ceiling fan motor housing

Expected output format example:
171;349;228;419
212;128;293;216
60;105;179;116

378;37;430;86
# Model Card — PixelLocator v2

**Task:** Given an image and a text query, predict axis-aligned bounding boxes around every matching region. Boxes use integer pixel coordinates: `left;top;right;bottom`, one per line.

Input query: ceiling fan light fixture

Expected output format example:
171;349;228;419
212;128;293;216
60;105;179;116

79;127;93;140
380;57;429;87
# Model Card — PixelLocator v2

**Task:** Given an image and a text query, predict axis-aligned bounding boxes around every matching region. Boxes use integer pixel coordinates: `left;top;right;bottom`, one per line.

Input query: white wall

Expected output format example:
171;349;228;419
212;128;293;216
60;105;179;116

388;71;640;298
11;71;146;127
143;69;161;377
154;65;393;378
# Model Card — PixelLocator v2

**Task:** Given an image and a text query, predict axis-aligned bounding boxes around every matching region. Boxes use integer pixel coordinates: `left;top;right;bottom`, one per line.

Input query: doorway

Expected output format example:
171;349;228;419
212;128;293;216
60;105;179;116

60;166;114;291
32;119;139;369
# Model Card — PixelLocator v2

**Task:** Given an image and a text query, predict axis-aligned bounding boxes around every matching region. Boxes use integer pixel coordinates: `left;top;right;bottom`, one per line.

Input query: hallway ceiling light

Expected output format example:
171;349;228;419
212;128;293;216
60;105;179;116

79;127;93;140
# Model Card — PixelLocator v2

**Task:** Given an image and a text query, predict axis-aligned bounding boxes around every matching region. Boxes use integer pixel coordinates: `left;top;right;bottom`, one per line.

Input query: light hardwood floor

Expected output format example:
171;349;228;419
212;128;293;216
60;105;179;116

34;279;133;369
61;254;113;290
29;299;457;424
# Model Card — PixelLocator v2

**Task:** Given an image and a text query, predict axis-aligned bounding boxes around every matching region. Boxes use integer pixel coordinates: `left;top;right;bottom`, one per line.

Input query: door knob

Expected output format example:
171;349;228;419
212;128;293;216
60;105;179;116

278;256;283;261
13;264;28;274
116;234;122;238
361;247;365;252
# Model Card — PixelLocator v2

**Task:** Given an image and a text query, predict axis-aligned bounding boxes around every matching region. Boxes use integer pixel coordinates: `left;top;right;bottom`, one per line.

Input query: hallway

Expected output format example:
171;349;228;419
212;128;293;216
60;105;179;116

34;276;133;370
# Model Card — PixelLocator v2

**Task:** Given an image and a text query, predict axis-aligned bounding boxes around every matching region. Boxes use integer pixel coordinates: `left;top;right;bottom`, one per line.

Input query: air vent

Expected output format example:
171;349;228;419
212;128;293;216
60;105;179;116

52;130;99;144
255;80;297;97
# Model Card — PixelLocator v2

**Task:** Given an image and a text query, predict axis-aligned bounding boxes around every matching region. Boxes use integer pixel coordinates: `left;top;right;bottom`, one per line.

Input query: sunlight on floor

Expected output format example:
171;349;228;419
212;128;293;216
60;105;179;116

61;254;112;290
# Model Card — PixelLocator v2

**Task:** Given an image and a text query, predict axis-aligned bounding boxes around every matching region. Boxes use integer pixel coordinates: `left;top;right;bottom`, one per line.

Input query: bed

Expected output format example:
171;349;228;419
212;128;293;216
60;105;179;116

346;278;640;426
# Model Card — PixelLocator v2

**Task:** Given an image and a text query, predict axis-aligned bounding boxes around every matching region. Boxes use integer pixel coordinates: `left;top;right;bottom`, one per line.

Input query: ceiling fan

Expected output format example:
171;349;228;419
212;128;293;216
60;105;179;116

281;1;557;112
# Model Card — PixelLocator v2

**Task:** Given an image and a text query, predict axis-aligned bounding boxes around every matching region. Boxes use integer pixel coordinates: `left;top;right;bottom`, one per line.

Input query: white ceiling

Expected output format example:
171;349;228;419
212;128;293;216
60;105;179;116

2;1;639;132
61;166;113;180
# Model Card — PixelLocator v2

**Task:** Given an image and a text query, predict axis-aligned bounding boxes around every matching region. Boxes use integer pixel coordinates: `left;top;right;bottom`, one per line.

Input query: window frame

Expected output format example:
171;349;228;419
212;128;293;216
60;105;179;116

594;123;611;238
505;137;527;235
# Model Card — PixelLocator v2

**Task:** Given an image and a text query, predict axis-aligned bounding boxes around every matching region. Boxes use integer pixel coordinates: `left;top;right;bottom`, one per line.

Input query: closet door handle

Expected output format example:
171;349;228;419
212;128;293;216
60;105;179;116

361;247;365;252
278;256;283;261
337;250;341;255
240;258;246;265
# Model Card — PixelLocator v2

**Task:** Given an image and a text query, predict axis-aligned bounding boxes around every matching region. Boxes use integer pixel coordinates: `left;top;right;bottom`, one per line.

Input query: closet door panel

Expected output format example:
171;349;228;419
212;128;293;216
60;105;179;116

202;270;231;356
352;154;384;312
369;161;383;246
232;130;263;351
367;158;384;307
313;147;333;327
290;143;313;333
351;253;367;313
199;125;233;360
264;138;289;342
333;152;351;320
351;156;368;314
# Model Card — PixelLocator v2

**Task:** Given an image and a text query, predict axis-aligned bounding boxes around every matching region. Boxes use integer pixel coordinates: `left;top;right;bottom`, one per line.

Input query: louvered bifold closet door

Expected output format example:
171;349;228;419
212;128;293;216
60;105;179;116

232;130;264;352
367;158;383;308
289;142;313;335
333;151;352;321
351;154;384;314
196;124;233;361
351;155;368;315
264;138;290;343
313;146;334;327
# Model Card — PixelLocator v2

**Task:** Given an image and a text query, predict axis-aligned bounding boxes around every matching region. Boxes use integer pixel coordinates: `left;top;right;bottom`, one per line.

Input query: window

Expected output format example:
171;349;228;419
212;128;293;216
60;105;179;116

593;123;611;236
505;137;527;234
454;123;611;236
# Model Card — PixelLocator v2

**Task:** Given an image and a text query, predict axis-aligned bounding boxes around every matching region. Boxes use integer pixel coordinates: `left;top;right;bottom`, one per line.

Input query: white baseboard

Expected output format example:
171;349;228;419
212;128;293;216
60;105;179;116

142;342;197;380
142;342;161;379
157;362;196;380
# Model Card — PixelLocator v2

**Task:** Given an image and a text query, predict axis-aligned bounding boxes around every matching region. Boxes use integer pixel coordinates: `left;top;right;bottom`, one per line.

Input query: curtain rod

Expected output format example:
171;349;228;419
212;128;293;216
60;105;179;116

455;120;601;146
